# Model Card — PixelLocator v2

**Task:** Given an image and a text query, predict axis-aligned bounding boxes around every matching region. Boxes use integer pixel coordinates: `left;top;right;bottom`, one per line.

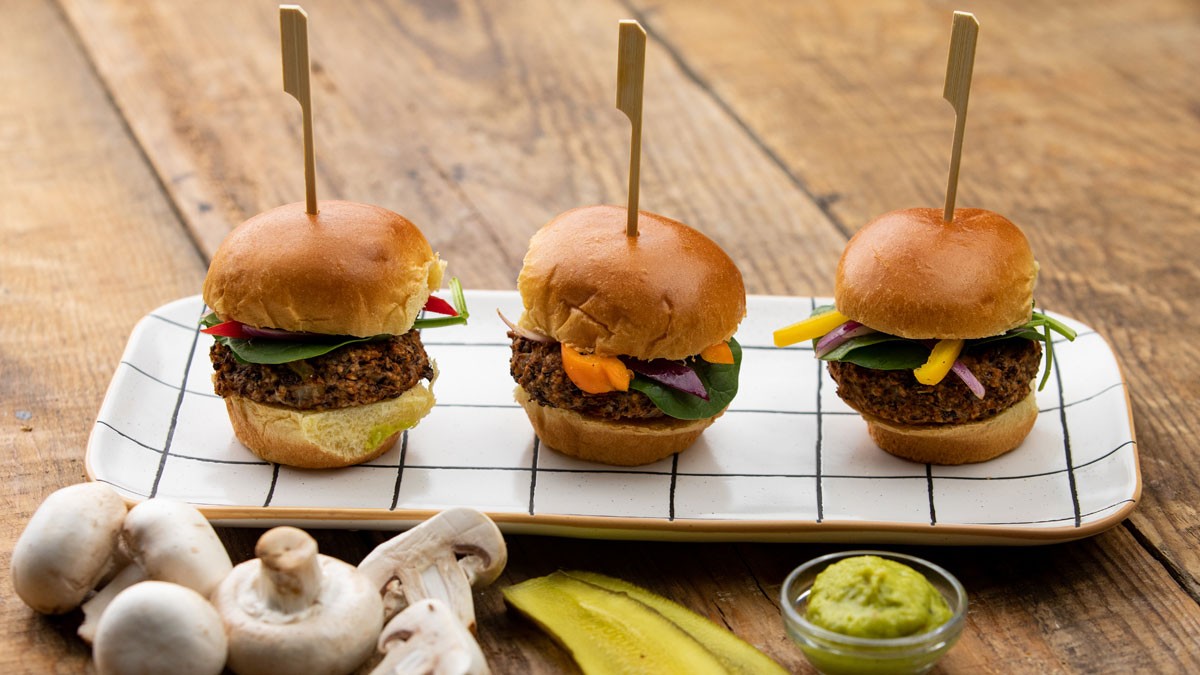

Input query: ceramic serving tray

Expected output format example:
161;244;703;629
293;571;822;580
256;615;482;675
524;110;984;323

85;291;1139;544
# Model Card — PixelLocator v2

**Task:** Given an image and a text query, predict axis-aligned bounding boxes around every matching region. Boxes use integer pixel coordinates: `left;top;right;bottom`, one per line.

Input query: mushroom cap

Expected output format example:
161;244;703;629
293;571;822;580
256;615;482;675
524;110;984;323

359;508;508;590
215;549;384;675
93;580;227;675
11;482;127;614
122;498;232;597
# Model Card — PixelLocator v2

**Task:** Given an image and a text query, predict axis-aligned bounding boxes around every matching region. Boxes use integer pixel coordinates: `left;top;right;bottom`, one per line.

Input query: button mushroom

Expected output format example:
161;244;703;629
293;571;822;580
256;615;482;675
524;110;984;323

213;526;384;675
11;481;128;614
371;599;490;675
358;508;507;632
92;580;228;675
78;498;233;642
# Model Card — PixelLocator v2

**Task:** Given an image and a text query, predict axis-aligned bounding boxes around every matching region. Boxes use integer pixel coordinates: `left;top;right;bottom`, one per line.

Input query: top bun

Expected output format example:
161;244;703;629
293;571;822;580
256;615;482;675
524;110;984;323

517;205;745;360
835;208;1037;339
203;201;445;337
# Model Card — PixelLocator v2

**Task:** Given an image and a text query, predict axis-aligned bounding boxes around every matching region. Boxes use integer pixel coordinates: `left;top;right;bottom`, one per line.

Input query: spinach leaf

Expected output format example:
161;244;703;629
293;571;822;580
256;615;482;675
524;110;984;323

830;340;930;370
628;338;742;420
199;277;471;365
201;313;381;365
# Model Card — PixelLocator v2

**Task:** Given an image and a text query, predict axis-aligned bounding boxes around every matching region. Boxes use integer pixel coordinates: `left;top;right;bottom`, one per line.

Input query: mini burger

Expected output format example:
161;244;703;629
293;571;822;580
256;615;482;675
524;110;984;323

775;207;1076;464
503;204;746;466
201;200;467;469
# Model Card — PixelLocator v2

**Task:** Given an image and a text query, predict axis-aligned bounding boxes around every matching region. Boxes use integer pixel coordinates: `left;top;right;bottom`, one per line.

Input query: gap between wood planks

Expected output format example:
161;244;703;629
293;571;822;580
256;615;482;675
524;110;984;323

1124;520;1200;605
617;0;854;240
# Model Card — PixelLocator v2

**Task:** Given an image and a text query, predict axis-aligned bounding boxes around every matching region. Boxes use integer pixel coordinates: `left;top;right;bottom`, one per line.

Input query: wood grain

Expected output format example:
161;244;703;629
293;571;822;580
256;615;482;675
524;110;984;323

2;0;1198;673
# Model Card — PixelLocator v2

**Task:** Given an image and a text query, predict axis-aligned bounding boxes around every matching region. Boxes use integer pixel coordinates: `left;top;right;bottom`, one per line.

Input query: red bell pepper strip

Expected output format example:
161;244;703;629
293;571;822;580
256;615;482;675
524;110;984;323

200;321;254;339
423;295;458;316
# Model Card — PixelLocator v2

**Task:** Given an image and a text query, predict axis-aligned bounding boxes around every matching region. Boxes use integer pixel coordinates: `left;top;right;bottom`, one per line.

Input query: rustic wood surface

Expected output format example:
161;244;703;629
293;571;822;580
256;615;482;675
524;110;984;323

3;0;1198;672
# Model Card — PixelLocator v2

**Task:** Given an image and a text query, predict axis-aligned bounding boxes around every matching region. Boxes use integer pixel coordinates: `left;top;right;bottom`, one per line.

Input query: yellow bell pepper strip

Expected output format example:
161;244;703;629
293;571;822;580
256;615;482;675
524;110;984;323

561;343;633;394
913;339;964;386
699;341;734;364
773;310;849;347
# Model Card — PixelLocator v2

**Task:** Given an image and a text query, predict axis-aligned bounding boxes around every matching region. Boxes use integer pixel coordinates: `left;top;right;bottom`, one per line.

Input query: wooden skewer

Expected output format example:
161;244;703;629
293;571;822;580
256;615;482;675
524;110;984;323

942;11;979;223
280;5;318;215
616;20;646;237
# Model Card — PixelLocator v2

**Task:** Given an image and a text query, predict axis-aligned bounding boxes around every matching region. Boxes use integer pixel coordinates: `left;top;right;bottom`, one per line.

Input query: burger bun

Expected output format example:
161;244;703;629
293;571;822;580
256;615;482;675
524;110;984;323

203;200;446;337
859;391;1039;464
517;205;745;360
835;207;1037;339
515;387;720;466
224;383;435;469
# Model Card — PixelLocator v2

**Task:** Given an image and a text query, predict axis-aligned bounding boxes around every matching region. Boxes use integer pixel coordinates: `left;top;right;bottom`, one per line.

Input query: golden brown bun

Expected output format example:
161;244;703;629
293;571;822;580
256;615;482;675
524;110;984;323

835;208;1037;339
517;205;745;360
860;392;1038;464
203;201;446;337
225;383;435;469
515;387;719;466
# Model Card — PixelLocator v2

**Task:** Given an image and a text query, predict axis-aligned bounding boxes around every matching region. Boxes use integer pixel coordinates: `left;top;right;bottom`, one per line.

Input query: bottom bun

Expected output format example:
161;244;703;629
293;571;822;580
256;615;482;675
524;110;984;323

225;383;435;469
861;391;1039;465
515;387;719;466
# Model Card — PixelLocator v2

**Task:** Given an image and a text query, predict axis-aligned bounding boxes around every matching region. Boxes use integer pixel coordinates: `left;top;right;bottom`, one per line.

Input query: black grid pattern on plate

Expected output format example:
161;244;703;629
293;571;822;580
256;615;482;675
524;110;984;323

89;295;1138;531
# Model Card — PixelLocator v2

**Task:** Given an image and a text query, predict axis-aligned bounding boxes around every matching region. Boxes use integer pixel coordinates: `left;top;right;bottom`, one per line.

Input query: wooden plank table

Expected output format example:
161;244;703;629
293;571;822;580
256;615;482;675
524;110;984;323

3;0;1198;671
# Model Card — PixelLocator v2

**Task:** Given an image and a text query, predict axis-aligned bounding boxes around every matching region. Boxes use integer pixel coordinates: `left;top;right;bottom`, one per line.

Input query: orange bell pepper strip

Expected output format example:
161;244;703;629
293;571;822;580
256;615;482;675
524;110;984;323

560;344;633;394
700;341;734;364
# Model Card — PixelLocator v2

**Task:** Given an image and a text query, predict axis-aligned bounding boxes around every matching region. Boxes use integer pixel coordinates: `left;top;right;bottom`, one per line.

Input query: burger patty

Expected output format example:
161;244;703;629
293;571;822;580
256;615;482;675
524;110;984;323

210;331;434;411
827;339;1042;426
509;334;665;420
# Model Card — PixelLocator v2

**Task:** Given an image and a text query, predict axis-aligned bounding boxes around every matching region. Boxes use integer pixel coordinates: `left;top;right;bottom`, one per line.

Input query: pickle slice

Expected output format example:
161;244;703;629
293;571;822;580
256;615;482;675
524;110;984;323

503;572;728;675
563;571;788;675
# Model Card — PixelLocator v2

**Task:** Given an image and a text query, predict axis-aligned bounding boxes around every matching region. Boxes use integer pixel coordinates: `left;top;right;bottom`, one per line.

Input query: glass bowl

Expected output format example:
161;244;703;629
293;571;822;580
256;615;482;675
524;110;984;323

781;550;967;675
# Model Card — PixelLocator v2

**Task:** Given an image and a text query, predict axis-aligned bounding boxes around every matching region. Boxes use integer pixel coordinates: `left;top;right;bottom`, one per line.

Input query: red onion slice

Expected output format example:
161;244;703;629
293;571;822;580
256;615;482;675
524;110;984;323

204;320;317;340
497;310;552;343
239;325;316;340
814;321;876;358
951;360;986;399
624;358;709;400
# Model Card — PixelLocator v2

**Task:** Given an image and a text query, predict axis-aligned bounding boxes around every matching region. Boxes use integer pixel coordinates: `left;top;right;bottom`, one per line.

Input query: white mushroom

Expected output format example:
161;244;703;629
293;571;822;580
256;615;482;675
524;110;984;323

213;526;384;675
11;482;128;614
92;580;228;675
78;498;233;642
358;508;507;631
370;599;490;675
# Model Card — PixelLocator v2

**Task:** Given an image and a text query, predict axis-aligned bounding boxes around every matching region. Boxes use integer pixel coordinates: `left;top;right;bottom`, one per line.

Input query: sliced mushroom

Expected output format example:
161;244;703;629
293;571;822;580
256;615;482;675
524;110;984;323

358;508;507;631
92;580;227;675
11;482;128;614
79;498;232;642
214;526;384;675
370;599;490;675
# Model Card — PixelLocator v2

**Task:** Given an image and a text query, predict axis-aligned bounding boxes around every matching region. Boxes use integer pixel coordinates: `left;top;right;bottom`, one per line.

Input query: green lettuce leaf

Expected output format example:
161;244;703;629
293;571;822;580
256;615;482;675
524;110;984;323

628;338;742;420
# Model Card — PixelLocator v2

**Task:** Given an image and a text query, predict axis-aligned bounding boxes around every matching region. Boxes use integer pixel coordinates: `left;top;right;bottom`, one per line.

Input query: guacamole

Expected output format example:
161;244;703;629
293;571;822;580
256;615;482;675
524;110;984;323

806;555;952;638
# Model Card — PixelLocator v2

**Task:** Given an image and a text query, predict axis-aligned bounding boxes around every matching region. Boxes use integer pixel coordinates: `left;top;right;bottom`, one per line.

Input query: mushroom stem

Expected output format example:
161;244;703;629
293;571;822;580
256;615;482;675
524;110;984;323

254;526;322;613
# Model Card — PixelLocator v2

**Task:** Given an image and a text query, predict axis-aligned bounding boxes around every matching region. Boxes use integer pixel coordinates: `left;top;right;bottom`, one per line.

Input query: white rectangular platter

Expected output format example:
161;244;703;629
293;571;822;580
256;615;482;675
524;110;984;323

86;291;1139;544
